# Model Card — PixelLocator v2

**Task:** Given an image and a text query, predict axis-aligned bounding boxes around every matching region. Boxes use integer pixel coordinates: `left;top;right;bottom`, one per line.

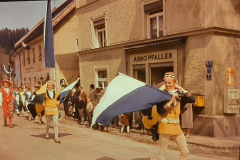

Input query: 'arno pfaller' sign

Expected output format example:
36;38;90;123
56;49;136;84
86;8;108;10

133;52;173;62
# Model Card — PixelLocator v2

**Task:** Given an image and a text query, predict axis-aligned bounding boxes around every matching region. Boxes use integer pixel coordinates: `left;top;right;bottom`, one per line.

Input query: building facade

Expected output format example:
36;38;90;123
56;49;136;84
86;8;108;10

76;0;240;137
11;0;79;92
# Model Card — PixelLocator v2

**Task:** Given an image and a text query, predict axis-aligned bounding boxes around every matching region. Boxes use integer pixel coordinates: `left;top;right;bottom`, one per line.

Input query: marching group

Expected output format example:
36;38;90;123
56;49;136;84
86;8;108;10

1;71;196;160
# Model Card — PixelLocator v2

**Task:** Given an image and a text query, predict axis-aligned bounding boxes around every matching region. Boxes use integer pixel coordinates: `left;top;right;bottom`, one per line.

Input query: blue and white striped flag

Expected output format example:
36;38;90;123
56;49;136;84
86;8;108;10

44;0;55;68
91;73;172;127
59;78;80;103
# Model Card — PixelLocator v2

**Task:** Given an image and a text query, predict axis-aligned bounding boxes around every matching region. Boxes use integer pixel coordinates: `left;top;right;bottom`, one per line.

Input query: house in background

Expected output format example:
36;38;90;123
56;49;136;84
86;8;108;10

11;0;79;92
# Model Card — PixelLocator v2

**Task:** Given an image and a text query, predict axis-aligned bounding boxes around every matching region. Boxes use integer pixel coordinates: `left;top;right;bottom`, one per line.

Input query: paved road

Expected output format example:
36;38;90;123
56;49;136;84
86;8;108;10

0;111;237;160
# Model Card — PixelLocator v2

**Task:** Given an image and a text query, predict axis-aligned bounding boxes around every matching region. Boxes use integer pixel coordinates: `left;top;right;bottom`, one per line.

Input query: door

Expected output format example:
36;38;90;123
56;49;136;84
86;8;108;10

149;62;173;86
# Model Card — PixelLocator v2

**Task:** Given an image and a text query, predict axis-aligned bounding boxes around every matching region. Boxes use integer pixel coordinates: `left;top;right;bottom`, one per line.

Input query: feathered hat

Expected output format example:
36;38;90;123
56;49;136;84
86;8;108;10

1;76;12;86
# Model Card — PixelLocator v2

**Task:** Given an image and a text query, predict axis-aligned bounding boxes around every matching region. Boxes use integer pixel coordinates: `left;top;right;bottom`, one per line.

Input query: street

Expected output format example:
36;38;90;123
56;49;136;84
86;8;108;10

0;110;236;160
0;110;237;160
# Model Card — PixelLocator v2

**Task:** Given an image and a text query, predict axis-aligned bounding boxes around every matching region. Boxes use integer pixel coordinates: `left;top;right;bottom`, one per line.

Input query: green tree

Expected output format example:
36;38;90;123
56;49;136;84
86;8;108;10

0;27;29;55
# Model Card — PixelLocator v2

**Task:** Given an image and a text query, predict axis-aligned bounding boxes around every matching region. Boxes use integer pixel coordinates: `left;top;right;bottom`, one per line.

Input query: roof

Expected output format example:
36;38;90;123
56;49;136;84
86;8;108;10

12;0;76;54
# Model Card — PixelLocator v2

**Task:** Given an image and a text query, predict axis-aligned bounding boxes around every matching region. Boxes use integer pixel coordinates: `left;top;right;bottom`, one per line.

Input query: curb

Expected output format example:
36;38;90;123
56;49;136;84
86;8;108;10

59;114;240;153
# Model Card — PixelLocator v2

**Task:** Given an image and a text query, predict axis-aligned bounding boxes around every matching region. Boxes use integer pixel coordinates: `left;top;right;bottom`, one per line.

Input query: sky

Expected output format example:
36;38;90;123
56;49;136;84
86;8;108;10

0;0;66;30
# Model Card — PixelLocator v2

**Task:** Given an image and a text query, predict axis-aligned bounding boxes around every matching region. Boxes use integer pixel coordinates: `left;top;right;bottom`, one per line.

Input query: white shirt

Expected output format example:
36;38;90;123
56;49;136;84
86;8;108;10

48;90;54;99
14;91;19;104
4;88;10;95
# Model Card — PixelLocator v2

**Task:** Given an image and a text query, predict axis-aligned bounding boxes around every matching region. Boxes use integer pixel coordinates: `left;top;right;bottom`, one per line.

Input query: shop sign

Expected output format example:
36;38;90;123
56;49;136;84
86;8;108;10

133;53;173;62
206;61;213;80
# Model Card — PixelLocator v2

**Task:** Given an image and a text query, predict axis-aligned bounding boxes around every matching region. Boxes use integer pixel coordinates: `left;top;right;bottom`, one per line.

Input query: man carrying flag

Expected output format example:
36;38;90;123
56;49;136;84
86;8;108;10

43;81;61;143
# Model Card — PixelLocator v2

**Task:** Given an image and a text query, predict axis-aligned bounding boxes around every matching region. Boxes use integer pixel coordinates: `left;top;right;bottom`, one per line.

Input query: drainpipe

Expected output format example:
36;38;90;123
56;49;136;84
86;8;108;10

76;39;80;84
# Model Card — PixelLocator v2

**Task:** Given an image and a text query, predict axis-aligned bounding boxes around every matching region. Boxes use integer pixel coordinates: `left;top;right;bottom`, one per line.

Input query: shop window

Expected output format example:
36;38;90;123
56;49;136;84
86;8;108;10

145;0;164;39
33;48;35;63
133;64;146;83
27;51;30;64
96;69;108;89
92;18;106;48
39;45;42;61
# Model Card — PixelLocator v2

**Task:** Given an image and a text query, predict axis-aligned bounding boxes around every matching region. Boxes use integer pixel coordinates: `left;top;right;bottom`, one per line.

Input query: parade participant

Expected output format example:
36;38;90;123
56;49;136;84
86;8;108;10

18;86;26;117
24;85;33;121
42;81;61;144
32;84;45;125
0;78;14;128
154;72;195;160
13;86;20;115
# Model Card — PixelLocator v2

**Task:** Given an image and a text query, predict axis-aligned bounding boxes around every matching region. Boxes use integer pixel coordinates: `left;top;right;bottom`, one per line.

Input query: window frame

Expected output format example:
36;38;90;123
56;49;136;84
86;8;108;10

32;48;36;63
147;11;164;39
38;45;42;61
90;13;108;49
27;51;30;64
95;68;108;89
95;28;106;48
22;52;25;66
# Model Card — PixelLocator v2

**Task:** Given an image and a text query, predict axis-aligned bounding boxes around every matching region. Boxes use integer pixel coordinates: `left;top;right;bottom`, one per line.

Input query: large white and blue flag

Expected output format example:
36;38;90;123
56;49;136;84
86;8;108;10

91;73;172;127
59;78;80;103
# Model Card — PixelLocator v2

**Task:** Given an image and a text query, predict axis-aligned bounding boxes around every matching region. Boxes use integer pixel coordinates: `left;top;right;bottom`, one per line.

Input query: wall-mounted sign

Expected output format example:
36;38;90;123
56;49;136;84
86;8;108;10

206;61;213;81
226;67;234;86
206;61;213;68
207;67;211;74
60;79;67;87
224;89;239;113
206;74;212;81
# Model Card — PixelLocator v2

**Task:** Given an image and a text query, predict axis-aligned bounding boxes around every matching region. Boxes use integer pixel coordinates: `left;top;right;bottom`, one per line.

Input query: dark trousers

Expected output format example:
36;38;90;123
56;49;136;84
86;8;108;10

63;102;68;116
87;112;93;126
83;103;87;121
18;101;24;112
74;104;80;119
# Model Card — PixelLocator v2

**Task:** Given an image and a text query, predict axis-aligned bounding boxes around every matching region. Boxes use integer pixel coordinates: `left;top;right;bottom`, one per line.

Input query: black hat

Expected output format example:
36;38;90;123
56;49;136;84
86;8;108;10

90;84;95;89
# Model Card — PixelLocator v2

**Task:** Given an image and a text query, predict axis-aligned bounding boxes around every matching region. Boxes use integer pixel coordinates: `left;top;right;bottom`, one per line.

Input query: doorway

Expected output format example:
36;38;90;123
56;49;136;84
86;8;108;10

149;62;173;86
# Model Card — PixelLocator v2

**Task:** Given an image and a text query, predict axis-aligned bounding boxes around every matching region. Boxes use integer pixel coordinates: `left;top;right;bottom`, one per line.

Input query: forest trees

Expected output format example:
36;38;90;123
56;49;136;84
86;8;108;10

0;28;29;55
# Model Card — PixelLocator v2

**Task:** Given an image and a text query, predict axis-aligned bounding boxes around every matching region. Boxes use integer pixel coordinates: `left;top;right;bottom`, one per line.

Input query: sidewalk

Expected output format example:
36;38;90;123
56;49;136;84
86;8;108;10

58;110;240;154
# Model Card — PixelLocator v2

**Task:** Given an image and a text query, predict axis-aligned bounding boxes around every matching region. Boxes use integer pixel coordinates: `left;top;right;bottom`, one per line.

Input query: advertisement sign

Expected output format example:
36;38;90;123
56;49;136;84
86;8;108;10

226;67;234;86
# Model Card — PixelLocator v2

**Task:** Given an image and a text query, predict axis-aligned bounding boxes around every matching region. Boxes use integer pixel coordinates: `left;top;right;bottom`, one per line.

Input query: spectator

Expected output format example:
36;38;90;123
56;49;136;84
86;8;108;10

180;103;193;138
73;86;80;120
86;98;94;127
89;84;95;103
120;113;131;133
79;86;87;122
68;89;76;117
134;111;146;133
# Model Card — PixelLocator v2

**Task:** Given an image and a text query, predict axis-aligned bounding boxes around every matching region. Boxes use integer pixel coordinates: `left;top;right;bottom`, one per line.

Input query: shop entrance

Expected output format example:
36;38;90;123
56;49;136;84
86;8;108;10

149;62;173;86
133;64;146;83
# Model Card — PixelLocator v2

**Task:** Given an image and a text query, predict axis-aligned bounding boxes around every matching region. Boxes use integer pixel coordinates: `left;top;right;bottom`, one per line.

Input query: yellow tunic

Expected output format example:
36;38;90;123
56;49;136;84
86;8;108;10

158;102;183;135
45;91;59;116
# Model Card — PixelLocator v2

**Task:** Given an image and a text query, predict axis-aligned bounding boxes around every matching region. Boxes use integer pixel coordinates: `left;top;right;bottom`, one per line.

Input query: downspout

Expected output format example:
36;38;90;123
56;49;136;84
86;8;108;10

76;38;80;85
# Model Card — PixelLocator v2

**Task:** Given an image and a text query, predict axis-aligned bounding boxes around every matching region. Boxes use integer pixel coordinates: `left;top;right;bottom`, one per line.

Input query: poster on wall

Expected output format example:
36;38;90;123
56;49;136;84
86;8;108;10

226;67;234;86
